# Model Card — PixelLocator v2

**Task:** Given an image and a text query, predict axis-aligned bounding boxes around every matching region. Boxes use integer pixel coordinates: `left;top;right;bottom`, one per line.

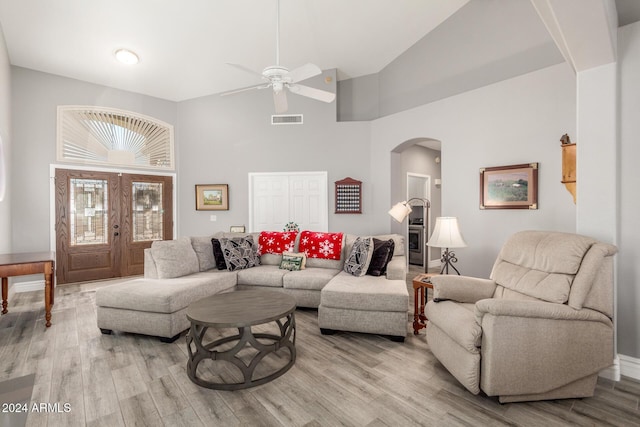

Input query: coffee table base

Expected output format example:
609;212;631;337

186;313;296;390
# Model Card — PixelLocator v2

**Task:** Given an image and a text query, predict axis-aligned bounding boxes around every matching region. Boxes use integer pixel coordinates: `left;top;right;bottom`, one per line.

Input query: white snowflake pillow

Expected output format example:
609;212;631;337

343;237;374;277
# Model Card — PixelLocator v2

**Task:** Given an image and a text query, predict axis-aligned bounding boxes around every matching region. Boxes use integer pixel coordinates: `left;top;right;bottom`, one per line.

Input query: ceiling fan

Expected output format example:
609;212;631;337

220;0;336;113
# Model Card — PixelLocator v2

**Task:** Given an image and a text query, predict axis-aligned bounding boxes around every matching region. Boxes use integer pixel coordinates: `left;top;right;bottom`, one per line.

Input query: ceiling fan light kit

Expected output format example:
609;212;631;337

221;0;335;113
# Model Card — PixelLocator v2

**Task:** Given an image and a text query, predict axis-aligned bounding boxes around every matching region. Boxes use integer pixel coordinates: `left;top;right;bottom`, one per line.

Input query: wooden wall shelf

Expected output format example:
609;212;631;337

561;142;576;203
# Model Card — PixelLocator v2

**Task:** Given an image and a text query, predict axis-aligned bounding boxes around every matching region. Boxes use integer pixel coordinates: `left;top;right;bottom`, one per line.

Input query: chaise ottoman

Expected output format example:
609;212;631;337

95;272;236;342
318;271;409;341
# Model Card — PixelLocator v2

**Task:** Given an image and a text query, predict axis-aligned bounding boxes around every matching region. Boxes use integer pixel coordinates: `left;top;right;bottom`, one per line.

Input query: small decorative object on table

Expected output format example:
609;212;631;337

230;225;245;233
283;221;300;232
412;273;437;335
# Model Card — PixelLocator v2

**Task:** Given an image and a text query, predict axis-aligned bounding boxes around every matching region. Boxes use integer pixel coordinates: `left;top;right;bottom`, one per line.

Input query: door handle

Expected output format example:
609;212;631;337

114;232;120;237
113;224;119;229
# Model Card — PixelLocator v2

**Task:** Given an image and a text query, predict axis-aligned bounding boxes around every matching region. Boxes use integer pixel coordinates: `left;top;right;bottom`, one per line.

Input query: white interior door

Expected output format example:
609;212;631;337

249;172;328;232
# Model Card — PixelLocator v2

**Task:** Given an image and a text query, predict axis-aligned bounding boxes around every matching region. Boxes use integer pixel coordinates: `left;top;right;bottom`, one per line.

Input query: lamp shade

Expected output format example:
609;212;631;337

388;202;412;223
427;217;467;248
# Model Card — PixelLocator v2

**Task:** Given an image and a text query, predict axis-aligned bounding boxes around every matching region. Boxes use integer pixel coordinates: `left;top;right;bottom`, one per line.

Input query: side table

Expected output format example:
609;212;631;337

412;273;437;335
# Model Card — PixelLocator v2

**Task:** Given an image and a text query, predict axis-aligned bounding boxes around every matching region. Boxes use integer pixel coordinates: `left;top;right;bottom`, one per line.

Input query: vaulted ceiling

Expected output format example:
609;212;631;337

0;0;638;102
0;0;468;101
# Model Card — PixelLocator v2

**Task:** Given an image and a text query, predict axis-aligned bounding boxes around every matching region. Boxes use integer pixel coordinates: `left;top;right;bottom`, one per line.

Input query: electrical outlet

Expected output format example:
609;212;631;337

210;215;217;222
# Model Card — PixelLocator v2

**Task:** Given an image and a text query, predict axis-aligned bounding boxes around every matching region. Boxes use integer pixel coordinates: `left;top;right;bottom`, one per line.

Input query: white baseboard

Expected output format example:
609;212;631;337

599;355;620;381
619;353;640;380
13;280;45;293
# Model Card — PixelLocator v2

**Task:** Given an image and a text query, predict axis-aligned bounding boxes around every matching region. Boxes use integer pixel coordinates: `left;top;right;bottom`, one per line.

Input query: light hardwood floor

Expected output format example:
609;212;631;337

0;269;639;427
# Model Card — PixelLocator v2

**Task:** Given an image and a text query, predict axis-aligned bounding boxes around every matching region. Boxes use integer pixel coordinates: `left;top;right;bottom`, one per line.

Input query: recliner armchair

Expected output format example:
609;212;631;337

424;230;617;403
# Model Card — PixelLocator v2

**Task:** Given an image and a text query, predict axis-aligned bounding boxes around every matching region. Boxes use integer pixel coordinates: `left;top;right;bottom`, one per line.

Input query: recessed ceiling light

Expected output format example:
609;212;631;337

115;49;139;65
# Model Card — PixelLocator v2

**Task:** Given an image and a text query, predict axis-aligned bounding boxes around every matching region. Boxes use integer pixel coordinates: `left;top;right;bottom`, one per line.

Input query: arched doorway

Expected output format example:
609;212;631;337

390;138;442;271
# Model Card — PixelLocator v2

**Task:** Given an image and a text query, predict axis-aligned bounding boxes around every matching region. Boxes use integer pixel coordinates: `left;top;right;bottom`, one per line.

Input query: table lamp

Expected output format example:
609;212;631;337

427;216;467;275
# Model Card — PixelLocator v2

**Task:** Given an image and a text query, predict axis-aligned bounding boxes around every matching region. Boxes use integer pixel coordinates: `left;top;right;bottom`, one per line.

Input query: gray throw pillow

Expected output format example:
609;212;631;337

219;236;261;271
343;236;374;277
151;237;200;279
190;235;217;271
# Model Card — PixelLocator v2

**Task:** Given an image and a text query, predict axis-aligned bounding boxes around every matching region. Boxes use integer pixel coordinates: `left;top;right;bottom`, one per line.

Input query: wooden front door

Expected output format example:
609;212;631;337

55;169;173;284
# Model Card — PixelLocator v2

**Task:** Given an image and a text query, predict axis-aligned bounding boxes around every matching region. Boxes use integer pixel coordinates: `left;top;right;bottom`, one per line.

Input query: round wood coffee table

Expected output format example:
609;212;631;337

185;289;296;390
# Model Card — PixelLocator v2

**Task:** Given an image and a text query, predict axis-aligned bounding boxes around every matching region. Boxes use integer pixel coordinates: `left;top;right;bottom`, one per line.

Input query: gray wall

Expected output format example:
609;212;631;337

0;25;11;254
618;21;640;358
10;67;177;254
371;62;577;279
337;73;379;122
176;69;375;237
338;0;564;121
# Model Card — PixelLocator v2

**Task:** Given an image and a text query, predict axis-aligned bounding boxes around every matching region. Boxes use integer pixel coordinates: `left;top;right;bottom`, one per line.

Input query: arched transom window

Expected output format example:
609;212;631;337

57;106;174;170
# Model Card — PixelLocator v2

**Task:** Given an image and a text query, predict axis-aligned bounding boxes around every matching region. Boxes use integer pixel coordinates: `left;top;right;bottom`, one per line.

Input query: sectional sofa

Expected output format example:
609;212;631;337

95;231;409;342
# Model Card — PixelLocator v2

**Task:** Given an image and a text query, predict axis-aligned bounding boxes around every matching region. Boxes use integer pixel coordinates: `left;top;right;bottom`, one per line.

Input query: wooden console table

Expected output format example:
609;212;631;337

0;252;55;327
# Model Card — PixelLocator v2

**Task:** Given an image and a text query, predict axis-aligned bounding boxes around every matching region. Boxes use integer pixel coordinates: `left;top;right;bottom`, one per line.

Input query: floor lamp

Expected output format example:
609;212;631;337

427;217;467;275
388;198;430;273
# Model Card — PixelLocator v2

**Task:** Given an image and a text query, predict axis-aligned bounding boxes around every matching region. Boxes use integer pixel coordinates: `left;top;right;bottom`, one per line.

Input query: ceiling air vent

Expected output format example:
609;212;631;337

271;114;303;125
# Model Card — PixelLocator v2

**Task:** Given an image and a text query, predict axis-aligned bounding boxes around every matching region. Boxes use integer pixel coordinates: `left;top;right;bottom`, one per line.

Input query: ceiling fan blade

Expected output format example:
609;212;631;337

287;63;322;83
225;63;264;79
289;84;336;103
273;90;288;113
220;83;270;97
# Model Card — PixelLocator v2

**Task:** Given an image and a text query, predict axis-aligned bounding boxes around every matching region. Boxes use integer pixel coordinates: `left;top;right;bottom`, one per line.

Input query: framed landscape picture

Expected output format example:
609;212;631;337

196;184;229;210
480;163;538;209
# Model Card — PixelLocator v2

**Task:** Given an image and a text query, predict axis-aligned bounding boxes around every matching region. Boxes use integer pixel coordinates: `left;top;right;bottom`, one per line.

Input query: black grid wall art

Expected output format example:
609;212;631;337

335;177;362;214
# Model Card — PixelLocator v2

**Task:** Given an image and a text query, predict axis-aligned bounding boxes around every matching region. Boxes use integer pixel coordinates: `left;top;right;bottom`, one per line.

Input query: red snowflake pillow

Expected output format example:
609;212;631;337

258;231;298;255
299;231;344;260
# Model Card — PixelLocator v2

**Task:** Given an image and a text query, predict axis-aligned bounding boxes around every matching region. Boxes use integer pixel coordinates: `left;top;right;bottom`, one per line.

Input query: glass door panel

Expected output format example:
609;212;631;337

69;178;109;246
131;182;164;242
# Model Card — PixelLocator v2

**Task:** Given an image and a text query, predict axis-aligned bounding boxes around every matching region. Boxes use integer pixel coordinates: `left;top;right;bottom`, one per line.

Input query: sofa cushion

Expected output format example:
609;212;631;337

211;238;228;270
237;265;287;287
343;236;374;277
95;271;237;314
190;235;217;271
490;231;597;304
491;262;572;303
495;230;594;275
425;301;481;353
220;236;260;271
367;238;395;277
299;231;343;260
258;231;298;255
321;271;408;312
282;267;340;291
151;238;200;279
